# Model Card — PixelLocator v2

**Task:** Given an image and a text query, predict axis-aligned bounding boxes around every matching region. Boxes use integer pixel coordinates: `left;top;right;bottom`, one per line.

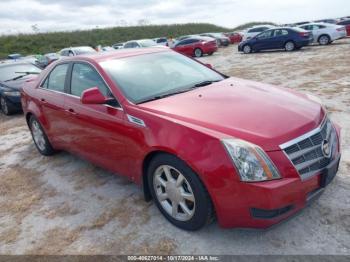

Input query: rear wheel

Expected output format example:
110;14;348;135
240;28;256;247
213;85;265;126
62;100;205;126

243;44;252;54
318;35;330;45
148;154;214;231
285;41;295;51
194;48;203;58
29;116;56;156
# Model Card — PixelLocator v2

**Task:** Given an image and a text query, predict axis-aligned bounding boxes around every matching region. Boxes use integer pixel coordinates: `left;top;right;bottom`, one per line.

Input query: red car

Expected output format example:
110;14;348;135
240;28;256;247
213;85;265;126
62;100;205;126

337;19;350;36
21;48;341;231
172;37;218;57
224;32;243;44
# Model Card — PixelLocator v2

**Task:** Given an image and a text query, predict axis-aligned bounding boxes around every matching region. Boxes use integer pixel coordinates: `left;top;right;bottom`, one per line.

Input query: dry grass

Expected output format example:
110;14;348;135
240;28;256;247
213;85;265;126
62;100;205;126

0;228;21;244
28;228;80;255
0;165;57;222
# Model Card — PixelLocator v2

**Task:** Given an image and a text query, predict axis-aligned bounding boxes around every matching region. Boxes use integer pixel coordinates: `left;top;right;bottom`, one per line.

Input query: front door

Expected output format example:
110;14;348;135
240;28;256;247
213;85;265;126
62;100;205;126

63;62;131;176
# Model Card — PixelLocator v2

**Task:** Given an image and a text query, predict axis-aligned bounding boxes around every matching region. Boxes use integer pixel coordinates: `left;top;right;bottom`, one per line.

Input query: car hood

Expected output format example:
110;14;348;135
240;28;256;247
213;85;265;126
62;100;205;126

0;75;38;91
139;78;325;151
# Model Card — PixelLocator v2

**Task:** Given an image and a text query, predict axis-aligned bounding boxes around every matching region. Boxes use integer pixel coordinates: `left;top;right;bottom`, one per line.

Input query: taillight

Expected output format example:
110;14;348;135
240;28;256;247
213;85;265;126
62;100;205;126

299;32;309;37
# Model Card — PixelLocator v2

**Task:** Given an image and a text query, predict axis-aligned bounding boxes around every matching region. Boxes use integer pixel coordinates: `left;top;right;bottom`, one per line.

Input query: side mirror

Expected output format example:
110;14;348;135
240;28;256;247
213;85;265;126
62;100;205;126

205;63;213;69
81;87;107;104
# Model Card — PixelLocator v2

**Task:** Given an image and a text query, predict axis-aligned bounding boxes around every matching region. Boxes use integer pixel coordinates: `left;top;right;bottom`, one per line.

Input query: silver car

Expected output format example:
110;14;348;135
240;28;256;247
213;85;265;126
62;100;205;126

299;23;347;45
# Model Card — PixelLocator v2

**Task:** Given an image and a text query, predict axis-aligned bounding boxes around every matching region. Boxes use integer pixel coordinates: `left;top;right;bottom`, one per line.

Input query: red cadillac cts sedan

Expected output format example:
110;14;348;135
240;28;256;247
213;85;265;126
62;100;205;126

21;48;341;231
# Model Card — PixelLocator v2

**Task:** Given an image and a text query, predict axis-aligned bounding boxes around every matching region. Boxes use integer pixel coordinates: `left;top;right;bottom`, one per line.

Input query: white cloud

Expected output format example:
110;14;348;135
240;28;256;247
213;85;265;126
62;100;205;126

0;0;349;35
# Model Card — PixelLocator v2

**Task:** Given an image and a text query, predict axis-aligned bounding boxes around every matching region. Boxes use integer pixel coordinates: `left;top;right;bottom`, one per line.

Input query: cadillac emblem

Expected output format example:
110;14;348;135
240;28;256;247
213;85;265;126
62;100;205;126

322;139;331;158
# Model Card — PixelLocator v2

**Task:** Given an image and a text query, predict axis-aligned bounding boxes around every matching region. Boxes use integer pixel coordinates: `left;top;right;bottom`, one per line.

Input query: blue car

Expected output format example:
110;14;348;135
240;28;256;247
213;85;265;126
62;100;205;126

0;62;41;115
238;27;313;54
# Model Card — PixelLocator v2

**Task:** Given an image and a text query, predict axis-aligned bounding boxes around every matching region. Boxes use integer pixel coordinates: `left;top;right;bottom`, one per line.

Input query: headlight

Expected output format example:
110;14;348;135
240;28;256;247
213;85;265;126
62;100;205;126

3;91;21;97
222;138;280;182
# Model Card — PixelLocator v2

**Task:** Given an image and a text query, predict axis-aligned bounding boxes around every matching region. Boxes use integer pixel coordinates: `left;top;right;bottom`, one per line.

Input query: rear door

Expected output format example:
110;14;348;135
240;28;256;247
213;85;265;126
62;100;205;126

35;63;70;146
271;29;289;48
63;62;130;176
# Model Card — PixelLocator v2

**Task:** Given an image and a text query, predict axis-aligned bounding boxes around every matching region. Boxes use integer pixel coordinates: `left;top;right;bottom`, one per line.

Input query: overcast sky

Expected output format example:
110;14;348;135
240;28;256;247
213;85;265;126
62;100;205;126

0;0;349;35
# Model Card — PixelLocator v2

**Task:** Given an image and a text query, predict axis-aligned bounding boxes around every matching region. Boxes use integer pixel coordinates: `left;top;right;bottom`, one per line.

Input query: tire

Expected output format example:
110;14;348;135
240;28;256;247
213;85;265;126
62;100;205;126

318;35;330;45
194;48;203;58
285;41;295;51
29;116;56;156
0;96;13;115
148;153;214;231
242;44;252;54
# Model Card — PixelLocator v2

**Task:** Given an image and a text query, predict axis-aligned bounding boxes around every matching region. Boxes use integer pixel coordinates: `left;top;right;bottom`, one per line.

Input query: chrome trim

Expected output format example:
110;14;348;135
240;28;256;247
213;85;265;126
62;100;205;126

279;115;327;150
38;60;123;111
280;115;338;181
127;114;146;127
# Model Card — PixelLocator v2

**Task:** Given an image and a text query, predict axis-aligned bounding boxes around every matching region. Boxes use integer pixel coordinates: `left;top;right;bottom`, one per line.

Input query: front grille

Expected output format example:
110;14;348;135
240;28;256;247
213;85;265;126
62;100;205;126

281;118;338;180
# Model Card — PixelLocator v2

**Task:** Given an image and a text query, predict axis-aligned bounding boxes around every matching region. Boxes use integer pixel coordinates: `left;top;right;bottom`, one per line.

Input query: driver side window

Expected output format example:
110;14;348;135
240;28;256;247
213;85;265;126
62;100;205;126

70;63;110;97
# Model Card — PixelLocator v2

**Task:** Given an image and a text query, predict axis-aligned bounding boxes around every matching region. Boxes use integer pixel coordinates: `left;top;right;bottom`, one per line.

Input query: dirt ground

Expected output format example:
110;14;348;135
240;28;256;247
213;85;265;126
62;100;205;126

0;39;349;255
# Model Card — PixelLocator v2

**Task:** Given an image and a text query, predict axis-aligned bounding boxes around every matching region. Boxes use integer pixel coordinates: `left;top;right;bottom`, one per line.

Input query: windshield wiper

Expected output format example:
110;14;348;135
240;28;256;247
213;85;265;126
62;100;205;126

139;89;194;104
193;80;221;88
138;80;222;104
5;71;40;82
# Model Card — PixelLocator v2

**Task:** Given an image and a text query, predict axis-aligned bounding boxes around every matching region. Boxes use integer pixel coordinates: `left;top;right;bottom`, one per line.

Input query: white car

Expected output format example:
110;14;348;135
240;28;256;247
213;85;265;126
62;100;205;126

241;25;275;41
299;23;347;45
59;46;97;56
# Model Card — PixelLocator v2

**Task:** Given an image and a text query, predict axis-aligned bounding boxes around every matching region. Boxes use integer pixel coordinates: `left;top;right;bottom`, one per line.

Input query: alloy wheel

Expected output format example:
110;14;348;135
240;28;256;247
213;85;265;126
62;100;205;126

31;120;46;151
319;36;329;45
153;165;195;221
194;49;202;57
285;42;295;51
243;45;251;54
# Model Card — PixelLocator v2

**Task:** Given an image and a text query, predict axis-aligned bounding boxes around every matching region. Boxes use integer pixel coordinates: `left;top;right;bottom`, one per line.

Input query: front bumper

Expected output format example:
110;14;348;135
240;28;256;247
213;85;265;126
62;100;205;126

217;153;340;228
2;94;22;111
214;122;341;229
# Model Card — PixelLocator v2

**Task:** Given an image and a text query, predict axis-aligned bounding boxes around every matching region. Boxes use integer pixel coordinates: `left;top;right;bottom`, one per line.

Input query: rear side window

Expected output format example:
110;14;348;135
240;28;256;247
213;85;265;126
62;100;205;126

274;29;289;37
42;63;69;92
70;63;110;97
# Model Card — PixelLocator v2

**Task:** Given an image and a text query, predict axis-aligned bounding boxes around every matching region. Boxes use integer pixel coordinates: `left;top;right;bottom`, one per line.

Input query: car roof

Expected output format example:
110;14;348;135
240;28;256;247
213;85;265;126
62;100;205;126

59;47;170;63
0;60;34;67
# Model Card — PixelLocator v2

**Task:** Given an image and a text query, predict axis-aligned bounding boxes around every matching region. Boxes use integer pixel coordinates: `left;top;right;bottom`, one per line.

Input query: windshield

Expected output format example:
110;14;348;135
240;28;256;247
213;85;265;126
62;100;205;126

73;47;97;55
100;51;224;104
139;40;157;47
0;63;41;82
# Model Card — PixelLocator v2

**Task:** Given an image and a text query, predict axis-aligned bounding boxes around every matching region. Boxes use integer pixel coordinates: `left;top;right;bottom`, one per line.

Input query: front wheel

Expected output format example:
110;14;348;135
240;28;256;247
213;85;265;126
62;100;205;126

243;44;252;54
194;48;203;58
285;41;295;51
148;154;214;231
29;116;56;156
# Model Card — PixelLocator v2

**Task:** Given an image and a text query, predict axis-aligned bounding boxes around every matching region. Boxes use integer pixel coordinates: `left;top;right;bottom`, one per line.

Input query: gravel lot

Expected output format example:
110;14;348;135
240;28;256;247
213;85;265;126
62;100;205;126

0;39;349;255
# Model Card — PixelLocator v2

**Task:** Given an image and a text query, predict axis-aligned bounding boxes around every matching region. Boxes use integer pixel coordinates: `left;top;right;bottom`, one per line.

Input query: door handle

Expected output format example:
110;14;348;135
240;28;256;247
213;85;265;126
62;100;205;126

66;108;78;115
